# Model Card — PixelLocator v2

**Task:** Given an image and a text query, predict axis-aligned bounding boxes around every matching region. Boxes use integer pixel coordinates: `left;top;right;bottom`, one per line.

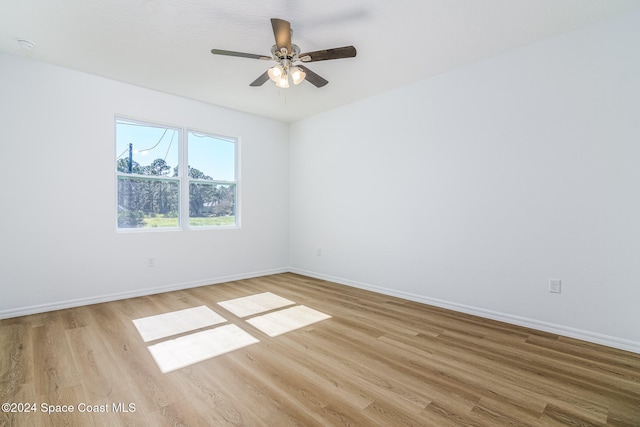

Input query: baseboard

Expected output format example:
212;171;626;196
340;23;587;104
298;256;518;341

289;268;640;355
0;267;289;320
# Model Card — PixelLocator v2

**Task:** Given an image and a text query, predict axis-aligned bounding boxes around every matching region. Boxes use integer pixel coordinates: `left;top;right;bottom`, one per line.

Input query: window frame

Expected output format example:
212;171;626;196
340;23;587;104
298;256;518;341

115;116;240;232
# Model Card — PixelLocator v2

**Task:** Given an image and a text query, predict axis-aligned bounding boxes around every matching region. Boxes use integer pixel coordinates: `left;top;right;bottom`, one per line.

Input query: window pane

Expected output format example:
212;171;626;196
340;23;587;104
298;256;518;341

189;182;235;227
116;119;179;177
187;132;235;181
118;177;180;228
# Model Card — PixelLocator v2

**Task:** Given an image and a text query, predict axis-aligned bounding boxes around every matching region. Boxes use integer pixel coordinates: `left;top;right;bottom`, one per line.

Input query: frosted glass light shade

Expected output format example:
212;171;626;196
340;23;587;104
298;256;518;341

290;67;306;85
268;65;283;82
275;74;290;88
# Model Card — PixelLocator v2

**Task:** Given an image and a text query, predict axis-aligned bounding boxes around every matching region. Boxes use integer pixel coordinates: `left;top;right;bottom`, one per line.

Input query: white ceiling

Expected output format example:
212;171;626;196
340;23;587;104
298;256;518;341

1;0;638;122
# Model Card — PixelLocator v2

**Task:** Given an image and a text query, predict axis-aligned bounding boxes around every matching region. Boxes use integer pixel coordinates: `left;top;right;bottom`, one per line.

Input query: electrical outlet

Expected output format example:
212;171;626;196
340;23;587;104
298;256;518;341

549;279;561;293
148;257;156;267
316;248;322;256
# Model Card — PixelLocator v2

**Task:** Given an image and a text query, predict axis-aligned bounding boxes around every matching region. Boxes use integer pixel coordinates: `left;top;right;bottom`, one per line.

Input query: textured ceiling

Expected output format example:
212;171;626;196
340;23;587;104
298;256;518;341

1;0;638;122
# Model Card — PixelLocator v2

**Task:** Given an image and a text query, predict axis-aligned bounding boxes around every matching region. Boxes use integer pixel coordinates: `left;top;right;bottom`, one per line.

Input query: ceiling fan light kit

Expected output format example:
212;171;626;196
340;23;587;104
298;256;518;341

267;47;307;87
271;65;289;88
211;18;356;89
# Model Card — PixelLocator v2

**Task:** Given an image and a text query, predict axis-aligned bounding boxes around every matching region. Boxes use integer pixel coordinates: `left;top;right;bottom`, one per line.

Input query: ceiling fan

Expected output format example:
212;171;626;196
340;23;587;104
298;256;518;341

211;18;357;88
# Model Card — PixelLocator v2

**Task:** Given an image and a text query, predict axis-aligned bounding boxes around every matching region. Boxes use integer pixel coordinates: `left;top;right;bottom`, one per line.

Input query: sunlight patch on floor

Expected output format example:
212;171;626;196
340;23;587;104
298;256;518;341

147;324;259;373
133;305;227;342
218;292;295;317
247;305;331;337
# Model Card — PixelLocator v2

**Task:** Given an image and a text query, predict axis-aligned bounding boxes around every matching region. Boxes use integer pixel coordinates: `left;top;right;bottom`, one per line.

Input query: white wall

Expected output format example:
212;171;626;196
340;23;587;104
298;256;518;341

289;11;640;352
0;52;290;317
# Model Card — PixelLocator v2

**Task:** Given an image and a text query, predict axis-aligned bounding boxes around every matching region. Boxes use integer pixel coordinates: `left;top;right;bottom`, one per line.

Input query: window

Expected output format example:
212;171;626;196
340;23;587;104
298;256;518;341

187;131;237;227
115;117;238;230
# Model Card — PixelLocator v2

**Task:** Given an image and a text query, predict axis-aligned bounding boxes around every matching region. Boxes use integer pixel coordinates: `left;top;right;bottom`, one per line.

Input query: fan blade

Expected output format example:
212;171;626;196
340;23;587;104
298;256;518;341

298;65;328;88
249;71;270;87
271;18;292;54
211;49;271;60
299;46;357;62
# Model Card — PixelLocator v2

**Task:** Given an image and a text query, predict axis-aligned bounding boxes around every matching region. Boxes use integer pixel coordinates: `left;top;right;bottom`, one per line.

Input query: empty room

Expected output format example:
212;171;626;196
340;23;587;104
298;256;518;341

1;1;639;426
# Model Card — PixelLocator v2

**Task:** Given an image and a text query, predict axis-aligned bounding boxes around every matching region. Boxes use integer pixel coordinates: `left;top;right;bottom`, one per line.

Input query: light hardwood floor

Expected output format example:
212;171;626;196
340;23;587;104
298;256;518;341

1;273;639;426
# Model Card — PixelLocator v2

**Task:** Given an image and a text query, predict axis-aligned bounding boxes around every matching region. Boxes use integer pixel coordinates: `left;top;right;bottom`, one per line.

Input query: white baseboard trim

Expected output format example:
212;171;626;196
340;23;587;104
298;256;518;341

0;267;289;320
289;268;640;355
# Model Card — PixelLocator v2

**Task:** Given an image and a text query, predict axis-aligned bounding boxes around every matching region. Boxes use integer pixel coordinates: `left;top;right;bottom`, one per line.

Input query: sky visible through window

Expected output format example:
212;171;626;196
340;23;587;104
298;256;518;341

188;131;235;181
116;119;235;181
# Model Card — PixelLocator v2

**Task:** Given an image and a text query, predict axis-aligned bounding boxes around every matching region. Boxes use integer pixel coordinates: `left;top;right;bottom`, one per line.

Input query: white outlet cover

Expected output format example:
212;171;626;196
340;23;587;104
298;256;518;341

549;279;561;293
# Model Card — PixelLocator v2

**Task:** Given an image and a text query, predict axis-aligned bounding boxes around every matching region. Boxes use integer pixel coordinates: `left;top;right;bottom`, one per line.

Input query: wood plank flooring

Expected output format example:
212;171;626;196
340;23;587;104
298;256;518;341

1;273;639;426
